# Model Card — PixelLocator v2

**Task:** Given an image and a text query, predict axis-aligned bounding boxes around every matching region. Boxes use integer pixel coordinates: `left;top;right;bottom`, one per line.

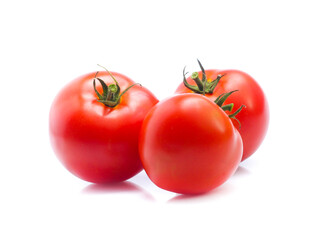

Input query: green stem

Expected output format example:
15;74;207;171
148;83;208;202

214;91;245;128
93;66;141;108
118;83;141;99
182;60;224;94
229;105;246;119
183;60;246;127
221;103;234;112
191;72;204;92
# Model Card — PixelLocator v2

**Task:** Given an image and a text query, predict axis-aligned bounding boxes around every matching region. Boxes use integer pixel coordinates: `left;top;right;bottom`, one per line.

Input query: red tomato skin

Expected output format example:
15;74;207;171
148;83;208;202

176;69;269;161
49;71;158;183
139;94;242;194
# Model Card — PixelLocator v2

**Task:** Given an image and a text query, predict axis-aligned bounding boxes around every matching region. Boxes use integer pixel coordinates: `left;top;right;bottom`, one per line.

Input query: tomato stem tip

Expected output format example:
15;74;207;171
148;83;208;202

93;66;141;108
182;60;245;128
182;60;224;95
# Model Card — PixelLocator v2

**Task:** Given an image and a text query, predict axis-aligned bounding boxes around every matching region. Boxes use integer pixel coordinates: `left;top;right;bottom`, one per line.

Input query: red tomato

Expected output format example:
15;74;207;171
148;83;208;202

49;69;158;183
176;64;269;161
139;94;242;194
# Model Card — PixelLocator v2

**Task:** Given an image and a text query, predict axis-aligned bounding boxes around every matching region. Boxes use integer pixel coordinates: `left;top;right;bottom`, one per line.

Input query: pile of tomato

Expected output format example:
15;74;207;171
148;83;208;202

49;61;269;195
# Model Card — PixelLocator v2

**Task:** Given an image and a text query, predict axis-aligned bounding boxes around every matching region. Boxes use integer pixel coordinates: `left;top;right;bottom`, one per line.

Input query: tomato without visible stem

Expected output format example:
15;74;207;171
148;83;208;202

139;94;242;194
49;70;158;183
176;66;269;161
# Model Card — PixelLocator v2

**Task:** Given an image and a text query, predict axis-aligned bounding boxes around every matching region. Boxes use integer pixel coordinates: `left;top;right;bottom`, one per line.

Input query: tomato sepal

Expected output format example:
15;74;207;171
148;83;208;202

93;65;141;108
213;90;246;128
183;60;224;95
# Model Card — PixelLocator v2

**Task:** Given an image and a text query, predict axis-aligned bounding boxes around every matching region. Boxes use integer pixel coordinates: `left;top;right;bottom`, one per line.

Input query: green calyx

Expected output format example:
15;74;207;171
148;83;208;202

214;90;246;127
93;64;140;108
183;59;245;127
183;59;224;95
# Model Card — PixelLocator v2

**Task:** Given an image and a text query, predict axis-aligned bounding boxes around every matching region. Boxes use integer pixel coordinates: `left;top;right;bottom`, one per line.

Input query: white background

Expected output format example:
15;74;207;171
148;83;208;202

1;0;327;239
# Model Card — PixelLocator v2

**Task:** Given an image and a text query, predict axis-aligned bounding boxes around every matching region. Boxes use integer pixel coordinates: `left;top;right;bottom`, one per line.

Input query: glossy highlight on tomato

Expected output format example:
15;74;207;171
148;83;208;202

49;70;158;183
139;94;243;194
176;64;269;161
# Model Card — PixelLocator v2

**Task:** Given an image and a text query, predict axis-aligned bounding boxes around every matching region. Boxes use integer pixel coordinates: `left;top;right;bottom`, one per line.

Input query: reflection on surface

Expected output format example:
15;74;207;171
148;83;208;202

83;181;138;193
82;181;155;201
168;183;234;203
80;166;252;203
168;165;252;203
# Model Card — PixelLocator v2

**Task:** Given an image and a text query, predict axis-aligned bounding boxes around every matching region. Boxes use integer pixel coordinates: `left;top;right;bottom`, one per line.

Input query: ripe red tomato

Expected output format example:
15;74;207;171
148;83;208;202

49;69;158;183
139;94;243;194
176;63;269;161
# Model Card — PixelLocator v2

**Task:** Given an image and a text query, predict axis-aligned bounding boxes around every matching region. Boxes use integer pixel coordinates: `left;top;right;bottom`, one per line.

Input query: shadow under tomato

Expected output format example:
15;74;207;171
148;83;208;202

233;165;251;177
82;181;155;201
167;183;234;203
167;166;251;203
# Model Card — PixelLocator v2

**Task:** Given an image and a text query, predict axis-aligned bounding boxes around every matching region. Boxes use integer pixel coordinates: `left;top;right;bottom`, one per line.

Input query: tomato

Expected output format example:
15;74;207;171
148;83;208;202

49;68;158;183
175;61;269;161
139;94;243;194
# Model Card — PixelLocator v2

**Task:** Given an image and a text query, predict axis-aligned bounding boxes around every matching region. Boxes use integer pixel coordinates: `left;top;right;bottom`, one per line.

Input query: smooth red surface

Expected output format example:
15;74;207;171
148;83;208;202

49;71;158;183
176;69;269;161
139;94;242;194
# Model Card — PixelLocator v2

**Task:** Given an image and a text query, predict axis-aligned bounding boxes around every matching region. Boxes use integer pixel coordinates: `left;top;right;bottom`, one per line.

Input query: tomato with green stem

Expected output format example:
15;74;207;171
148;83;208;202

175;60;269;161
49;66;158;183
